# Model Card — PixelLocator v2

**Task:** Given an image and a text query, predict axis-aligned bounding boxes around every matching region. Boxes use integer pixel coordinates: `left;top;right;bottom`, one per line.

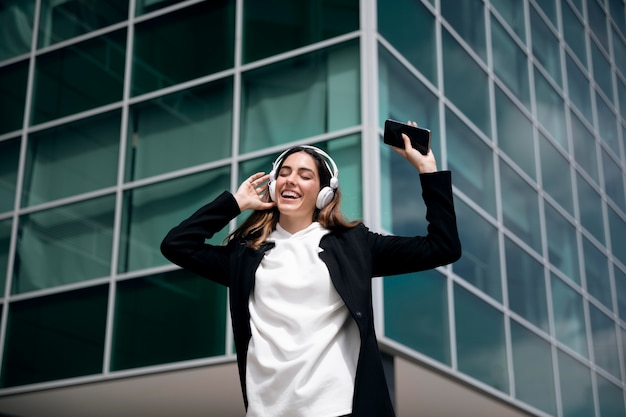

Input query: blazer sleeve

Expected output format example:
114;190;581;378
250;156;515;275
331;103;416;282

369;170;462;277
160;191;241;286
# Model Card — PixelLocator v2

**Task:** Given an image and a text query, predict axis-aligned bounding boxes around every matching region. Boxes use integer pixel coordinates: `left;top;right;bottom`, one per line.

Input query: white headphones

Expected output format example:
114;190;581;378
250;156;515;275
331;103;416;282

268;145;339;209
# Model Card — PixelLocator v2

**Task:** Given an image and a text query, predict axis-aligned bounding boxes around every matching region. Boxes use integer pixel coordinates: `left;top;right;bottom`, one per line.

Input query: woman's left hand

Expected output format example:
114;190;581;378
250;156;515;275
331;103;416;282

393;121;438;174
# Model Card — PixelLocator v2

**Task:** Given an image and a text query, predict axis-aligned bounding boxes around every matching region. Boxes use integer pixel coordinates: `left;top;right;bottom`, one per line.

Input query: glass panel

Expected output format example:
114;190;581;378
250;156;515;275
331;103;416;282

119;167;230;273
441;0;486;60
384;269;450;365
240;40;359;153
614;27;626;80
378;0;437;83
571;112;599;183
530;7;561;87
0;60;29;134
112;269;227;370
0;138;21;213
454;284;508;392
608;206;626;267
0;219;11;295
500;162;542;253
551;274;588;357
589;303;621;379
603;150;626;212
13;195;115;294
132;0;235;96
535;0;557;25
38;0;129;48
534;68;567;149
0;0;35;61
135;0;186;15
442;29;491;136
446;109;497;216
596;93;620;155
243;0;358;63
558;350;595;417
588;0;609;49
583;238;612;310
619;69;626;122
126;78;233;182
490;0;526;42
22;111;121;207
615;266;626;323
567;55;592;122
577;173;605;244
592;41;614;101
491;20;530;109
453;199;501;301
32;30;126;125
610;0;626;37
510;321;557;415
545;202;580;284
540;134;574;215
1;285;108;387
597;373;626;417
562;1;587;67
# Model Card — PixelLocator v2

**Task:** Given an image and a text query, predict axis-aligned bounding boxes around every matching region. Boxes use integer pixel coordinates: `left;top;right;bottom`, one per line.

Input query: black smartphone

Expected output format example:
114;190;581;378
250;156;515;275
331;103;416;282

383;119;431;155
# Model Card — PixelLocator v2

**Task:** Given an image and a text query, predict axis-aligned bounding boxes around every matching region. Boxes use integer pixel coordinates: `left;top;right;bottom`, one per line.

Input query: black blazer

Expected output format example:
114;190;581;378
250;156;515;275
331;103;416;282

161;170;461;417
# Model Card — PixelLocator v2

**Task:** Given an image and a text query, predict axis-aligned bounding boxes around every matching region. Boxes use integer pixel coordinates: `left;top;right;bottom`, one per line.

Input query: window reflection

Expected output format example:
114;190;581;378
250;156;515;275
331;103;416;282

530;6;561;87
0;138;21;213
602;149;626;212
570;112;598;183
597;374;626;417
558;350;595;417
441;0;486;61
583;238;611;310
491;20;530;108
0;60;29;134
534;68;567;149
551;274;588;357
608;207;626;267
539;134;574;215
577;173;605;244
0;0;35;61
490;0;525;42
589;303;621;379
562;1;587;67
0;219;11;295
544;202;579;284
566;54;592;122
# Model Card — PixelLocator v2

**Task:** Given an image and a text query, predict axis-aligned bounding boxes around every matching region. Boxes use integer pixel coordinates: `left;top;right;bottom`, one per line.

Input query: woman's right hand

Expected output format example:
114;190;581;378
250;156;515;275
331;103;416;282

233;172;276;212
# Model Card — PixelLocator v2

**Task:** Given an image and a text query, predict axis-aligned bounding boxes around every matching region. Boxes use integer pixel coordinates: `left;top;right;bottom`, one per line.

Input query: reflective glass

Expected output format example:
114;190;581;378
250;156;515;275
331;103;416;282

126;78;232;182
32;30;126;125
132;0;234;96
614;27;626;80
495;88;535;179
589;303;620;378
454;284;508;392
441;0;486;60
490;0;525;42
243;0;358;64
38;0;128;48
135;0;186;15
602;150;626;212
0;219;11;295
569;0;584;14
530;7;561;86
1;285;108;387
384;269;450;365
534;68;567;148
558;350;595;417
551;274;588;357
577;173;605;244
112;269;227;370
592;41;614;103
570;112;599;183
608;206;626;268
615;266;626;323
535;0;557;25
0;138;20;213
378;0;437;83
491;20;530;109
587;0;609;49
442;30;490;136
23;111;121;207
583;238;612;309
545;202;580;284
453;199;501;302
620;71;626;122
596;93;620;155
562;1;587;67
610;0;626;37
13;195;115;294
0;0;35;61
510;321;557;415
597;373;626;417
119;167;230;274
500;163;542;253
240;41;359;153
540;134;574;215
566;55;592;123
0;60;29;134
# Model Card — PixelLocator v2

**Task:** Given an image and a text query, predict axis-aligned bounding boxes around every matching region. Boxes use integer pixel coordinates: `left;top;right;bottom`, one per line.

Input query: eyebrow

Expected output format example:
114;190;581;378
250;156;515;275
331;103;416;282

279;165;316;175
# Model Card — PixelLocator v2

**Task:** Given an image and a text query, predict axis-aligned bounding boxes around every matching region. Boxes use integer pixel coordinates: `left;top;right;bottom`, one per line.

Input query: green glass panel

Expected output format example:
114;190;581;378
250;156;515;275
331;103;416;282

589;303;621;379
544;202;580;284
454;284;508;392
571;112;599;184
0;138;20;213
135;0;188;15
0;0;35;61
384;269;450;365
540;134;574;215
615;27;626;81
240;40;359;153
112;269;227;370
587;0;609;50
535;0;557;24
562;1;587;67
1;285;108;387
378;0;436;83
22;111;120;207
13;195;115;294
558;350;595;417
491;0;525;42
441;0;486;60
119;166;230;274
510;321;557;415
38;0;129;48
32;30;126;125
610;0;626;38
602;149;626;212
492;20;530;109
596;94;620;156
551;274;588;357
0;60;29;134
583;237;612;309
530;6;561;87
534;68;567;149
566;55;592;122
0;219;11;295
495;88;534;179
132;0;234;96
597;373;626;417
243;0;358;64
608;206;626;267
621;78;626;122
615;266;626;323
126;78;233;182
577;174;605;246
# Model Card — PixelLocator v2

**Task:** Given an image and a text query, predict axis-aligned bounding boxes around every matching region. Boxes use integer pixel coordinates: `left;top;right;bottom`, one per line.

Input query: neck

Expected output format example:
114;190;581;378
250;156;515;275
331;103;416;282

278;215;314;234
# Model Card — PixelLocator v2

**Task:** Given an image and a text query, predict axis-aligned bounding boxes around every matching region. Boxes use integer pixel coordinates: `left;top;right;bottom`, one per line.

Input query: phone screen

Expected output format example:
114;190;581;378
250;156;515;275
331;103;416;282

383;119;431;155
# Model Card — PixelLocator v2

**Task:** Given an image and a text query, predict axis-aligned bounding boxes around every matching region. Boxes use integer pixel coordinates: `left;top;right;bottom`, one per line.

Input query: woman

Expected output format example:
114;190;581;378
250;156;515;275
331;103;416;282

160;124;461;417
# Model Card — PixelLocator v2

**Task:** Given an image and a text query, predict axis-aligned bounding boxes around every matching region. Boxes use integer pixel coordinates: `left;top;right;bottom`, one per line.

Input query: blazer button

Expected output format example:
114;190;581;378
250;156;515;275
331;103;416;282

355;311;363;319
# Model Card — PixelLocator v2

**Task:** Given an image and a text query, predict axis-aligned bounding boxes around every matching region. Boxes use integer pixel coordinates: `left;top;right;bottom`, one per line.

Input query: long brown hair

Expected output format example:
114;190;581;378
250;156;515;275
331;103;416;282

228;146;359;249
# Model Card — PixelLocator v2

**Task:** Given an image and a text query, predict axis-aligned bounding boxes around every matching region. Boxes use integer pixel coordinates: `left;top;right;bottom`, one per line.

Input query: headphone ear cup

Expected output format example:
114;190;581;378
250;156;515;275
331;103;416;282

316;186;335;209
268;170;277;202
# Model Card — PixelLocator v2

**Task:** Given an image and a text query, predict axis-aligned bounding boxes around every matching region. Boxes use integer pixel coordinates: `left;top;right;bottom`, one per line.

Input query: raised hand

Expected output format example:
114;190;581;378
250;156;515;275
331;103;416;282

393;120;438;174
233;172;276;212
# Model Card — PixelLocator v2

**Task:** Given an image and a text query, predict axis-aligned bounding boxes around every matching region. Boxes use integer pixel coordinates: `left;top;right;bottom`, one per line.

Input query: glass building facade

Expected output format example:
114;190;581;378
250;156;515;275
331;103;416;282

0;0;625;416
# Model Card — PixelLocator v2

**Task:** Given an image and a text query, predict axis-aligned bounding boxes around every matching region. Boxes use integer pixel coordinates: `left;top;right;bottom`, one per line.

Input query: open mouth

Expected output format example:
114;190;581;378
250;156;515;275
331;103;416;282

281;190;301;200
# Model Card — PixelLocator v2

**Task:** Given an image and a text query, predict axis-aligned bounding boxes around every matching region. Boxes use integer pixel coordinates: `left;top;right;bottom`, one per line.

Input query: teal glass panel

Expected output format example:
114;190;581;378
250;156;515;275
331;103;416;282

441;0;486;60
610;0;626;37
615;266;626;323
500;162;542;253
0;0;35;61
592;41;614;101
454;284;508;392
597;373;626;417
0;60;29;134
378;0;436;83
544;202;580;284
491;19;530;109
571;112;599;183
583;238;612;309
608;207;626;267
596;94;620;155
38;0;129;48
13;195;115;294
1;285;108;387
132;0;235;96
620;78;626;122
534;0;557;25
534;68;567;149
551;274;588;357
589;303;621;379
240;40;359;153
112;269;227;370
562;1;587;67
22;111;121;207
540;134;574;215
0;138;20;213
32;30;126;125
0;219;11;295
442;29;490;136
126;78;233;182
384;269;450;365
119;166;230;273
558;350;595;417
566;55;592;123
577;173;605;244
602;149;626;212
243;0;358;64
614;27;626;80
530;7;561;87
587;0;609;49
446;109;497;216
135;0;186;15
490;0;525;42
510;321;557;415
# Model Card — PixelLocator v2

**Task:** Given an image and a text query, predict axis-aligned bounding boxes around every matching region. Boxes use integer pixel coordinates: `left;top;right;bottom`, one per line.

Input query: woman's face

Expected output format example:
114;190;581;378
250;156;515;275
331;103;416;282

274;151;321;220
